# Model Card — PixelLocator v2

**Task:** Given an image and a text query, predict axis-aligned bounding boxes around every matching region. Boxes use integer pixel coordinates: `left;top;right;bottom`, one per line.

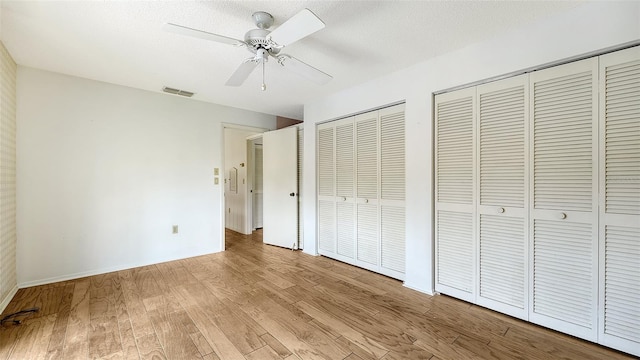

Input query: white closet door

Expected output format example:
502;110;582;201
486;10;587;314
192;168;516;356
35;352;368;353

355;111;379;270
529;58;599;341
317;123;336;254
476;75;528;319
379;104;406;279
316;106;405;281
435;87;477;302
598;46;640;356
335;117;356;260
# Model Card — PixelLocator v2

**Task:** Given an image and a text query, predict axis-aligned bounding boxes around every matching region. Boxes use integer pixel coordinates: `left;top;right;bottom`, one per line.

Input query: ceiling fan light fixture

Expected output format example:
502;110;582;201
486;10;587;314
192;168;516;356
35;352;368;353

255;47;269;60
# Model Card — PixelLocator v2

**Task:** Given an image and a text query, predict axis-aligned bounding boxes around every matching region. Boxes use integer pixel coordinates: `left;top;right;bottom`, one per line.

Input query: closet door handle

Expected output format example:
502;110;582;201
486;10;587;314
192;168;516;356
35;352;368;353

342;197;347;201
364;199;369;203
498;207;505;214
560;212;567;220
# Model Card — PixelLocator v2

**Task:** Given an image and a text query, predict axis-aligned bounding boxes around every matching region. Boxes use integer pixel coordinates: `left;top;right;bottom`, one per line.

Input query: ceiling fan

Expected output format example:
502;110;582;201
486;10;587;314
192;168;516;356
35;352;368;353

164;9;332;91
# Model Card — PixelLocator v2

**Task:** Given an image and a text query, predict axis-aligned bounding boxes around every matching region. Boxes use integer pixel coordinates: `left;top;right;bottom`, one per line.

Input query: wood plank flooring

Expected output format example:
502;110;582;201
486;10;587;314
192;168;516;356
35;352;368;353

0;229;634;359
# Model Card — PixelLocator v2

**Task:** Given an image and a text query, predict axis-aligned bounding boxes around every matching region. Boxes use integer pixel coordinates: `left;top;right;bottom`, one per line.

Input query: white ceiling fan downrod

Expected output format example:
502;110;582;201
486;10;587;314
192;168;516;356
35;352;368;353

262;60;266;91
257;47;268;91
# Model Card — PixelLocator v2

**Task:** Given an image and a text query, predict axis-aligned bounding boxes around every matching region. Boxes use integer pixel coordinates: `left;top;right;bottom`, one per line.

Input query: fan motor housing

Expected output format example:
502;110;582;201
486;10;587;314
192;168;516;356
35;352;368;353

244;29;280;55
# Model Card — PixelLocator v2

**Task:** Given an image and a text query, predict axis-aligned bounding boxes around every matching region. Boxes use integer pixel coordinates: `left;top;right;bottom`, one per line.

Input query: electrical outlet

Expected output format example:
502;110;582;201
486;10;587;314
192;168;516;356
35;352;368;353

172;225;178;234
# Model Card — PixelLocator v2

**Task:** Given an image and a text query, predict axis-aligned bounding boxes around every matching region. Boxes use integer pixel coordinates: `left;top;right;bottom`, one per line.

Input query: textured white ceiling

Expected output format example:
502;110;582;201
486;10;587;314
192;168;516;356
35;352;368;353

1;1;582;119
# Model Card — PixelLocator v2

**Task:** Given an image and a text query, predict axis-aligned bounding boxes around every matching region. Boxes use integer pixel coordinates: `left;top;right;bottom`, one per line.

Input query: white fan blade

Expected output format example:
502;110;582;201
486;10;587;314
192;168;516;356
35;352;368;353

268;9;325;47
226;59;259;86
164;23;245;46
277;55;332;85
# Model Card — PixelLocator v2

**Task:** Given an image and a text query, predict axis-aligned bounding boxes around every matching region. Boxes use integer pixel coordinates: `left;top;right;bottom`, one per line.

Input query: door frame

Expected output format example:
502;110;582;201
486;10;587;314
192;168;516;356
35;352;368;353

221;123;268;251
246;133;264;233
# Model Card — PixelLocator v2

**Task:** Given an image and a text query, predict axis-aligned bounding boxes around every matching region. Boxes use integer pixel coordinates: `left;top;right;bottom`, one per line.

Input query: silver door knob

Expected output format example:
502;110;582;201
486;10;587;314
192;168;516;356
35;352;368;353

498;207;505;213
560;212;567;219
289;192;295;197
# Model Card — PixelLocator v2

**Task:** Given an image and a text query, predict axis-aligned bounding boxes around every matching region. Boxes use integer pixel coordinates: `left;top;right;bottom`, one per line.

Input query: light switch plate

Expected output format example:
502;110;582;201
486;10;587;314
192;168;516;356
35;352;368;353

214;168;219;176
214;177;219;185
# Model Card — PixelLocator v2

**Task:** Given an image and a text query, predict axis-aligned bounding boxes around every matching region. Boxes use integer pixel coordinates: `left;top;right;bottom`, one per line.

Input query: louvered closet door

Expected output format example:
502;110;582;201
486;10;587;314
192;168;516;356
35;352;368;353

435;87;477;302
335;117;356;261
355;111;380;272
598;47;640;357
476;75;528;319
317;123;336;255
529;58;599;341
379;104;406;279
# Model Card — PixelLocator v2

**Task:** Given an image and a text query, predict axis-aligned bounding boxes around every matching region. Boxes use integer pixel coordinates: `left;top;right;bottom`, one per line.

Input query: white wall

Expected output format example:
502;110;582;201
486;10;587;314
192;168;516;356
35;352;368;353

224;127;259;234
16;67;276;286
302;2;640;294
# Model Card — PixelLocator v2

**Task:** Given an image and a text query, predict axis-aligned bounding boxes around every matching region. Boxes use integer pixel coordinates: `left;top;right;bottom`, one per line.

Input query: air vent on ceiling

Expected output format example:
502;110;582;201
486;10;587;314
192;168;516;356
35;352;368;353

162;86;195;97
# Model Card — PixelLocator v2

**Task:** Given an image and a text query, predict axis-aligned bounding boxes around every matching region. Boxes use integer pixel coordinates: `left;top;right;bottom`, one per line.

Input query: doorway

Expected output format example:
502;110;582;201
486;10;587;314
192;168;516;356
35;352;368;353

248;136;263;230
222;125;266;249
222;124;304;251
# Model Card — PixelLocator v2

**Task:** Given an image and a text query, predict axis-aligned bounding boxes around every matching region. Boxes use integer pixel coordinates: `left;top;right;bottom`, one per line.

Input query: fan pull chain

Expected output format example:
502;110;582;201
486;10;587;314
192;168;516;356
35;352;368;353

261;60;266;91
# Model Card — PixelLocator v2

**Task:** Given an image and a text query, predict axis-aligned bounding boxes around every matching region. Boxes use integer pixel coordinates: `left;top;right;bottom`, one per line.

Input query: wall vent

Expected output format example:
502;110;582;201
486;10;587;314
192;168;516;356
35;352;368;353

162;86;195;97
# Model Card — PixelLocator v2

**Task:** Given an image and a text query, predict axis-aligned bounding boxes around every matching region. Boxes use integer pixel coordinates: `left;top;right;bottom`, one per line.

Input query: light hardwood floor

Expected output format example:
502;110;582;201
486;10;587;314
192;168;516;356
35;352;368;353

0;229;634;359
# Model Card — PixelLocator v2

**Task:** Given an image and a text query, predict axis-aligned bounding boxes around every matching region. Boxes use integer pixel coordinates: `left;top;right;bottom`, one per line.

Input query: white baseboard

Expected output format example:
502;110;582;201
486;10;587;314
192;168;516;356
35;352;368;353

403;282;435;296
0;285;19;314
302;248;319;256
18;250;219;288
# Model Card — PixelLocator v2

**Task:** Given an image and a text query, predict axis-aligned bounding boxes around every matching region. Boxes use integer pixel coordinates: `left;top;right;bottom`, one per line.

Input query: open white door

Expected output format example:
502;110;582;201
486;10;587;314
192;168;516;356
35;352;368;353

263;127;298;248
